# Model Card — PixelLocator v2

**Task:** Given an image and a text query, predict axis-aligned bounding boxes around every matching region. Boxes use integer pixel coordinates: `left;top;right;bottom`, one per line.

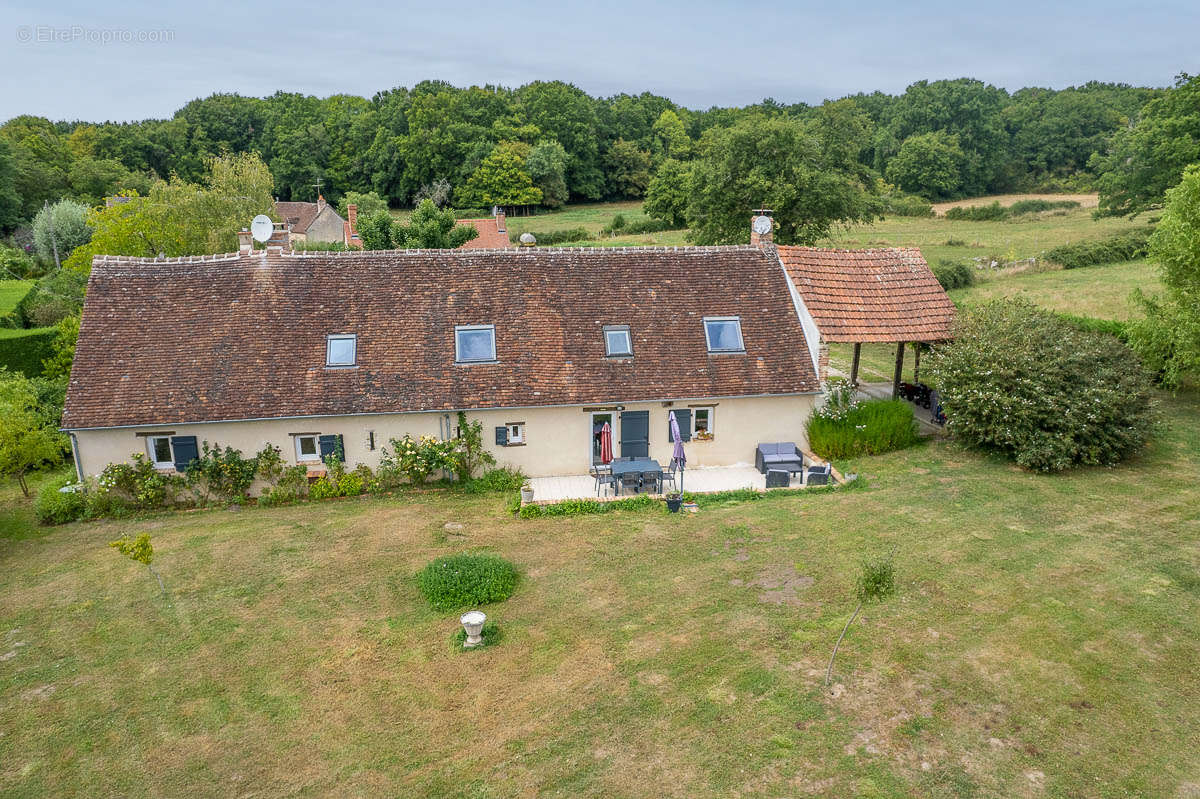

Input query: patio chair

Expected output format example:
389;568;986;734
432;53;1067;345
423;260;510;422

660;459;678;492
806;463;832;486
619;472;641;495
642;471;662;494
766;469;790;488
591;464;616;497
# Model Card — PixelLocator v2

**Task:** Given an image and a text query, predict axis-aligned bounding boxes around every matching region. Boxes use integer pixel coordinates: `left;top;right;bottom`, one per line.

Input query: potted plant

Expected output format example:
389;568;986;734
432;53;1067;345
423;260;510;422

665;492;683;512
520;483;534;503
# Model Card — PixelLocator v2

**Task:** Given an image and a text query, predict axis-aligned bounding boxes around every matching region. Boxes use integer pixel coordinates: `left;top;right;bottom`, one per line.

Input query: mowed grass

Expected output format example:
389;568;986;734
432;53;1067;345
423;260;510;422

949;260;1161;321
2;393;1198;797
0;280;33;315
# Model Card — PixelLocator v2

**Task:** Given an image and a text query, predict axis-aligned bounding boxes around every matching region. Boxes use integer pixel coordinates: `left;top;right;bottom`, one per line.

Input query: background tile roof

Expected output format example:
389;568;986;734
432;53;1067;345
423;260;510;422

64;247;819;429
273;201;320;233
456;218;512;249
778;246;956;343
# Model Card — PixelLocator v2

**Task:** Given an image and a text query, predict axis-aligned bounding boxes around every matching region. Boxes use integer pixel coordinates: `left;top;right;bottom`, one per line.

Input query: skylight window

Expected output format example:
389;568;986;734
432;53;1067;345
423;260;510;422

703;317;745;353
326;334;357;366
604;325;633;357
455;325;497;363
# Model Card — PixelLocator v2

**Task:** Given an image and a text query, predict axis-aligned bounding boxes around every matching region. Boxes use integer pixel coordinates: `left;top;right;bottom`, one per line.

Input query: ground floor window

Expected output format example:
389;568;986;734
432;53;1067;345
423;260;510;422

295;434;320;461
506;422;525;445
147;436;174;467
692;407;714;439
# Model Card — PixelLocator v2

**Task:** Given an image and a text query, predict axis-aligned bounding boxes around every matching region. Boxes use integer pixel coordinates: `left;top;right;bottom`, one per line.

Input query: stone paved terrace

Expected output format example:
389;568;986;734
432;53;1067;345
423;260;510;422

526;464;829;504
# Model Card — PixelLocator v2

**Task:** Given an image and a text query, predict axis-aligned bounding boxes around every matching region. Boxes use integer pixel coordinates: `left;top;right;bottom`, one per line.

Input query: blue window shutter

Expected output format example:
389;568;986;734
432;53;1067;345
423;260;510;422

319;434;345;462
669;409;692;442
495;426;508;446
619;411;649;458
170;436;198;472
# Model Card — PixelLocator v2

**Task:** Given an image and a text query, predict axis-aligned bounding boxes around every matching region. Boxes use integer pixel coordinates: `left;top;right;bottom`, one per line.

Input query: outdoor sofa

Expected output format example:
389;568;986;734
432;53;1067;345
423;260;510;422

755;442;805;475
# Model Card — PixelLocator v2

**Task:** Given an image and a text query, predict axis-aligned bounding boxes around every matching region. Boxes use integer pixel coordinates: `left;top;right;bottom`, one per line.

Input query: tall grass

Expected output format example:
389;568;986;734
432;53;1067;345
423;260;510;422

807;399;921;460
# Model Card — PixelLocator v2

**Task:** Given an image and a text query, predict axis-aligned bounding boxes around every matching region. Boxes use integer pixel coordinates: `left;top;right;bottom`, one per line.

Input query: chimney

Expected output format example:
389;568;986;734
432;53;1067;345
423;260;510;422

495;208;506;233
750;210;774;246
237;228;253;253
316;194;326;212
347;203;357;232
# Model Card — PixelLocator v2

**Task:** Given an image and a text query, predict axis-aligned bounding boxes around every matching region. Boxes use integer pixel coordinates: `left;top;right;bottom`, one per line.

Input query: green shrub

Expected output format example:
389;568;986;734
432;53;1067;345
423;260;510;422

518;494;659;518
932;259;976;290
507;227;592;246
260;465;309;506
944;202;1007;221
93;454;188;512
453;412;495;482
882;193;934;217
34;475;86;525
336;472;364;496
380;434;460;485
17;268;87;327
600;215;680;235
416;553;519;611
1054;312;1129;342
608;213;627;231
943;238;967;247
927;298;1156;471
309;477;339;500
0;327;56;377
462;466;526;494
1043;228;1152;268
807;395;921;460
185;442;258;502
1007;198;1080;215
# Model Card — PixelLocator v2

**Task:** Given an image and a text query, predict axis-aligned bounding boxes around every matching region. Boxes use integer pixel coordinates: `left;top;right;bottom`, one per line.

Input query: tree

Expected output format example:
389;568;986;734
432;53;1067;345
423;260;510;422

0;370;68;497
886;131;966;199
651;109;692;160
687;115;881;245
0;139;20;233
64;152;274;272
1127;164;1200;387
337;190;388;219
109;533;166;595
525;141;569;208
413;179;452;208
604;138;652;199
826;553;896;686
459;142;542;208
643;158;691;228
41;314;80;381
361;200;478;249
928;299;1156;471
1094;73;1200;216
33;199;93;267
517;81;605;199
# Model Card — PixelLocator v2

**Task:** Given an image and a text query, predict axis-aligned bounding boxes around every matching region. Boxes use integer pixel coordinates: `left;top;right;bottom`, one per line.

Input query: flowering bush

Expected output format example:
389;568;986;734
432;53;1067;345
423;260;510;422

93;453;186;512
260;465;309;506
928;298;1156;471
380;435;461;485
185;442;259;502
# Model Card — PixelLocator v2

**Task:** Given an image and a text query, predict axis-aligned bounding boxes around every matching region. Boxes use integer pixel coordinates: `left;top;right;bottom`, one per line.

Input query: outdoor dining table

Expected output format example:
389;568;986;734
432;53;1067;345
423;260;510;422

609;458;663;494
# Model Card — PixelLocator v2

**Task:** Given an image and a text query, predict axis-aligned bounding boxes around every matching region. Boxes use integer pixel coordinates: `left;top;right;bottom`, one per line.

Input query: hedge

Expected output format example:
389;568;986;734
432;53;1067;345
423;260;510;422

508;227;593;246
0;327;56;377
1043;228;1153;269
932;260;976;290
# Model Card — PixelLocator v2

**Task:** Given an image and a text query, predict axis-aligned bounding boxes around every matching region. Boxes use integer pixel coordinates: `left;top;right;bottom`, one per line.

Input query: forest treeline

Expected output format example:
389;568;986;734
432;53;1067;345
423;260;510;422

1;73;1198;234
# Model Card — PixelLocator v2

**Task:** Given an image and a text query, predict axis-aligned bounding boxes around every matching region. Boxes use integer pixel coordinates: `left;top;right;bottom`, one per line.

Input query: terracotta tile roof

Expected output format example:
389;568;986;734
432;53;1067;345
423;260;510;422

274;201;320;233
777;246;956;343
64;247;819;429
457;218;512;249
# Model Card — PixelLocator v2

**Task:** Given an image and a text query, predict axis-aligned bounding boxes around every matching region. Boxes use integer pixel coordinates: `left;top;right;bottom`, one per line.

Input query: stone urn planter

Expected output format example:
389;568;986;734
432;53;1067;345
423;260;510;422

460;610;487;647
520;484;534;503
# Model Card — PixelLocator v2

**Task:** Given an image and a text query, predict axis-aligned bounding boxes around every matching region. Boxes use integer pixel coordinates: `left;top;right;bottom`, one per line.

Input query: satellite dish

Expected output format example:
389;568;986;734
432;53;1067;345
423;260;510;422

250;214;274;243
752;215;772;235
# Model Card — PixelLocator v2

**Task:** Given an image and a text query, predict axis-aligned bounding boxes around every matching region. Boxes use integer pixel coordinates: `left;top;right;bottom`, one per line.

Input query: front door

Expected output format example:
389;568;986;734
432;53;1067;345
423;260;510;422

619;410;649;459
591;412;615;464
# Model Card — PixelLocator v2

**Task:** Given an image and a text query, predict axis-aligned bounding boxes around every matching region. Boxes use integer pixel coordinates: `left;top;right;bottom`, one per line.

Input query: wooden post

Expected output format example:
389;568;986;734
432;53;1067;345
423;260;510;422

913;343;921;383
892;342;905;398
849;343;861;388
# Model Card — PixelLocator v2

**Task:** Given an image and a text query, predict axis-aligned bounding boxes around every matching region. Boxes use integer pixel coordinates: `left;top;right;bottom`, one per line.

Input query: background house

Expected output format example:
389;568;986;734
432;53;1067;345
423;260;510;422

274;196;363;249
455;210;511;249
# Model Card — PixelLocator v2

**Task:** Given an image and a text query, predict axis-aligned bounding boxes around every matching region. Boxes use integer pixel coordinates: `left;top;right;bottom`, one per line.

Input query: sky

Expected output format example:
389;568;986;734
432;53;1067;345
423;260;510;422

2;0;1197;122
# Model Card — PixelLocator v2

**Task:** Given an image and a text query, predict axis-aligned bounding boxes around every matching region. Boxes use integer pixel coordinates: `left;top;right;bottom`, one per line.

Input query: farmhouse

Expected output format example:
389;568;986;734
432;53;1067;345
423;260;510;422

456;210;512;249
272;196;363;249
62;225;952;485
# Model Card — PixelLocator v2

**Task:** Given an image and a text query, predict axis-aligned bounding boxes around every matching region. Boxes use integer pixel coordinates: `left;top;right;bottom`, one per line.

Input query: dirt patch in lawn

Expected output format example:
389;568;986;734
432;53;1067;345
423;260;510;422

748;564;814;605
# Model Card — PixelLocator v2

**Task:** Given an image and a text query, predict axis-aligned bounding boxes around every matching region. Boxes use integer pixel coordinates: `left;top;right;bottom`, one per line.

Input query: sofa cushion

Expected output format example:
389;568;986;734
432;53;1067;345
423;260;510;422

762;453;798;464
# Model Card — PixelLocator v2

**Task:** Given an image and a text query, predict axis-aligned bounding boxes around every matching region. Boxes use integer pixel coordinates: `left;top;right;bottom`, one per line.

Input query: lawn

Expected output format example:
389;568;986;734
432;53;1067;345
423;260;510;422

0;280;34;315
2;391;1198;797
